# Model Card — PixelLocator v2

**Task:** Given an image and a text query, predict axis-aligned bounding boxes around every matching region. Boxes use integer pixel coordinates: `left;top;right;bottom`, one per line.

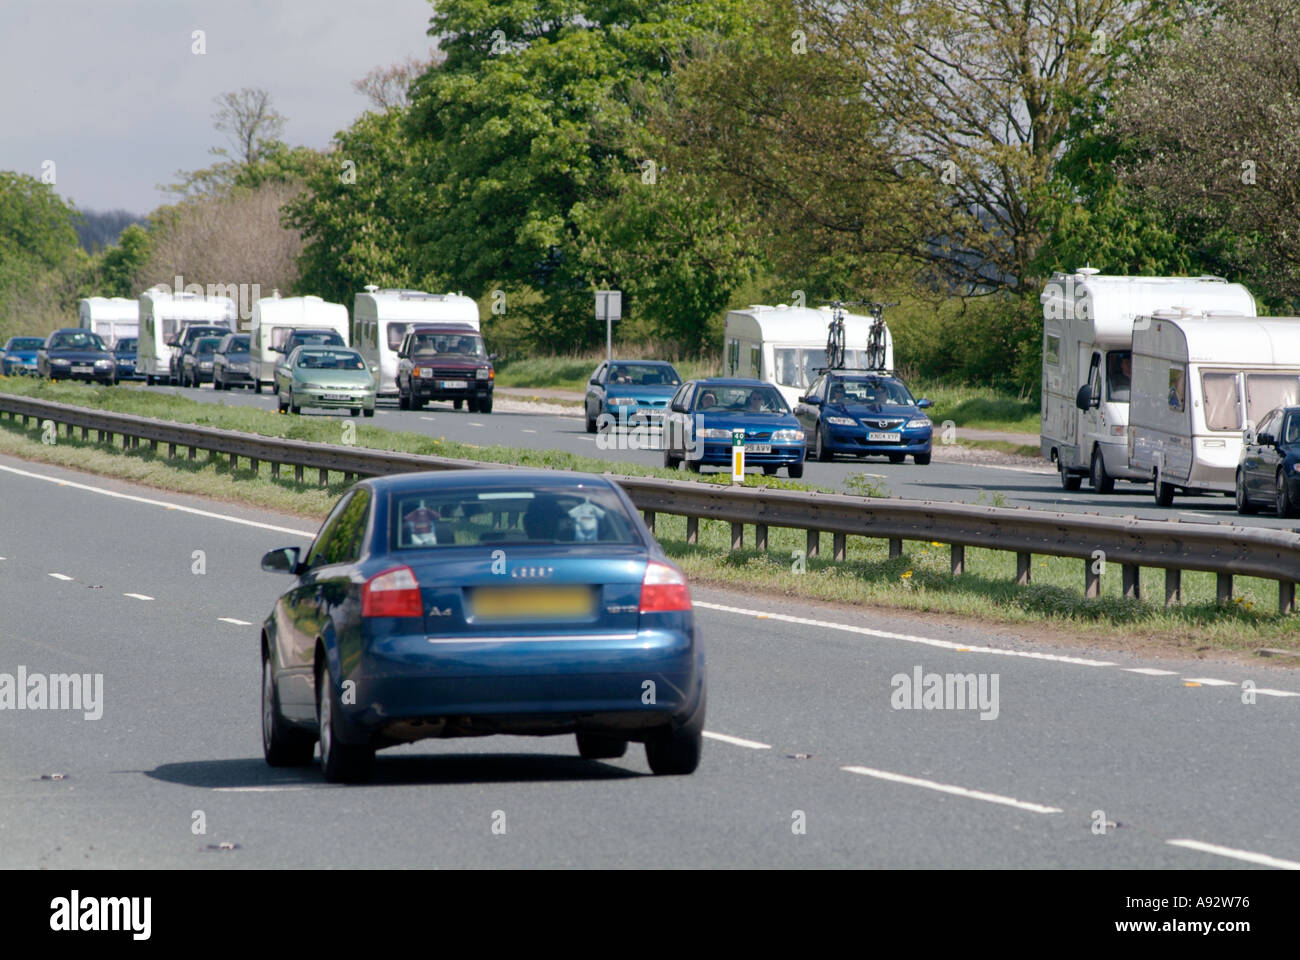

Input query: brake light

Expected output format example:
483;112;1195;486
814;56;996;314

362;566;422;618
639;561;692;613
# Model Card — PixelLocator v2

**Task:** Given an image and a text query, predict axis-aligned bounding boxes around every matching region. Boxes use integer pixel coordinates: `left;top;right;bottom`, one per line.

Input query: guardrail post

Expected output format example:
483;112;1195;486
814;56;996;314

833;533;846;562
1217;573;1233;603
643;510;655;534
731;522;743;551
149;439;158;452
1016;552;1031;585
270;461;280;479
756;524;768;551
1085;561;1100;598
950;543;964;576
1280;581;1295;615
294;464;303;483
168;443;176;458
229;453;238;471
1165;569;1182;606
318;468;328;487
807;529;819;558
888;538;901;559
97;430;106;444
188;446;196;460
252;458;260;474
686;516;698;544
80;426;88;441
1122;564;1140;600
343;471;353;485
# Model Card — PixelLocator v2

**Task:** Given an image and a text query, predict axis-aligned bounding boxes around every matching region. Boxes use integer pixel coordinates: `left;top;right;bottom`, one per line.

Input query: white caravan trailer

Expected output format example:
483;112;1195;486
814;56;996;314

1129;310;1300;506
1040;269;1256;492
352;287;481;398
248;294;350;392
136;288;237;385
723;304;895;409
77;297;138;348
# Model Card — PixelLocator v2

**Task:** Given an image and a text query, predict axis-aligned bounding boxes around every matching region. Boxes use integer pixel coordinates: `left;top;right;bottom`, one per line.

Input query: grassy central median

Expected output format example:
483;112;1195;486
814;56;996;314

1;377;1295;656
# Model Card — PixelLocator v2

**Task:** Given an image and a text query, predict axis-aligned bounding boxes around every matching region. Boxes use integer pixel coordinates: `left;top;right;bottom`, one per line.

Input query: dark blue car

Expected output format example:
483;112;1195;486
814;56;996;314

1;336;44;376
795;371;934;464
1236;405;1300;517
585;360;682;433
259;470;706;783
113;337;142;381
662;378;806;477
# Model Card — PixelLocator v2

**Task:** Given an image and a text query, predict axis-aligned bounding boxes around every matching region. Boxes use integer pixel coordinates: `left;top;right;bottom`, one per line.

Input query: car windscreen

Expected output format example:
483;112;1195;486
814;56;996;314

225;336;250;353
115;338;137;353
694;385;789;413
407;332;486;358
296;350;365;370
10;338;44;350
607;363;680;386
391;486;641;548
827;377;915;405
194;338;222;356
47;332;106;351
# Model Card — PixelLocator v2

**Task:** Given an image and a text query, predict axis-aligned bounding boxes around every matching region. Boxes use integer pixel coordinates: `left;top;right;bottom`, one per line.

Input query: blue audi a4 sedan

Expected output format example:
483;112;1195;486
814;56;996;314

662;378;806;477
795;370;934;464
259;470;705;782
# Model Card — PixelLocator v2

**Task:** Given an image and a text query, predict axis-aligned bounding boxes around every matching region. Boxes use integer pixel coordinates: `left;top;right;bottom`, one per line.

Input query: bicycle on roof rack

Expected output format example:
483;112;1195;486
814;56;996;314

819;299;897;371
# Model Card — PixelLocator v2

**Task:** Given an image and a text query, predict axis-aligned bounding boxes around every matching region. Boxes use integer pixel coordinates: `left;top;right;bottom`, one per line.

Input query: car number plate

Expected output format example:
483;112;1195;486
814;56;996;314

868;432;902;442
470;586;593;620
321;393;351;401
440;380;468;389
746;443;772;453
72;365;93;373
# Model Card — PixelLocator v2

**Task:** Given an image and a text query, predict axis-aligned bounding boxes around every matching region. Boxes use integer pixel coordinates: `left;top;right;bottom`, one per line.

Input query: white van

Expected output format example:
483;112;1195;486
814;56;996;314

352;287;481;399
136;287;237;385
723;304;894;408
78;297;139;348
1040;269;1256;492
1128;311;1300;506
248;294;350;393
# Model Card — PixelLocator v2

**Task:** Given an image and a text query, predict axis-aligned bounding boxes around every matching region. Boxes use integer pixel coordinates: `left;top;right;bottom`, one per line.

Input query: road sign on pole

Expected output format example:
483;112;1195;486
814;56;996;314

596;291;621;365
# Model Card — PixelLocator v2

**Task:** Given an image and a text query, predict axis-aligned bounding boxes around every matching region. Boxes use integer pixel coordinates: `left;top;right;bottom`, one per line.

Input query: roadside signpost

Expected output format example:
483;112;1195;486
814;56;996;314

596;290;621;365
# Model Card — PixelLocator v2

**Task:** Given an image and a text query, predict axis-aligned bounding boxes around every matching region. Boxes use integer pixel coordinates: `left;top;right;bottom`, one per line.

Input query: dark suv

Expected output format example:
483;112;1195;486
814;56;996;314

395;324;494;412
169;324;232;385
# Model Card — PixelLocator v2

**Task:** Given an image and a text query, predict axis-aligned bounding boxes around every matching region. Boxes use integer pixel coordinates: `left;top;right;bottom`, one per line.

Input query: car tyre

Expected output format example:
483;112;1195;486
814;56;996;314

914;453;931;466
815;424;833;462
289;392;301;415
1154;470;1175;507
454;399;463;410
1277;469;1296;518
363;408;375;418
585;409;598;433
1090;447;1116;494
480;396;493;414
316;660;374;784
576;732;627;760
263;652;314;767
664;448;682;470
787;462;804;479
1060;465;1082;490
398;388;410;410
1235;469;1258;515
686;458;702;473
253;380;262;394
645;724;702;776
762;465;778;476
213;374;224;390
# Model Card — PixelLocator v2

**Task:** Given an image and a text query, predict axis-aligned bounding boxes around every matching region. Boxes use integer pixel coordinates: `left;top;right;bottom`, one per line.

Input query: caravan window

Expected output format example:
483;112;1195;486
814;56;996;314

774;348;801;387
1106;351;1131;402
387;322;411;350
1245;373;1300;424
1045;335;1061;367
1168;367;1186;412
1201;372;1242;430
750;345;761;378
270;326;294;351
727;339;739;375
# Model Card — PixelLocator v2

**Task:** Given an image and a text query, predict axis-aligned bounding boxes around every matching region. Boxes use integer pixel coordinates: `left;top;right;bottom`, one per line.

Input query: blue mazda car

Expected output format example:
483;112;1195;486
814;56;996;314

662;378;806;477
795;371;934;465
1;336;44;376
584;360;682;432
259;470;706;783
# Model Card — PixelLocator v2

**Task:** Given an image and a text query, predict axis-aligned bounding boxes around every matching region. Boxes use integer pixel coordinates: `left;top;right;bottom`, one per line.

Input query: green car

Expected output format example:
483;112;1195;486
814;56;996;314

275;346;376;417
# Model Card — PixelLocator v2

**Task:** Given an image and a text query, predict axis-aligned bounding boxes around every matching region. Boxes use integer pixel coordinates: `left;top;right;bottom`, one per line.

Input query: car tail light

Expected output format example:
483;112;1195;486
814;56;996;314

362;566;422;618
639;561;692;613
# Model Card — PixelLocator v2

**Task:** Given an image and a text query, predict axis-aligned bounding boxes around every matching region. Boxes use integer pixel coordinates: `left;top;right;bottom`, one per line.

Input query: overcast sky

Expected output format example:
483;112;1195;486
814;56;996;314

0;1;437;215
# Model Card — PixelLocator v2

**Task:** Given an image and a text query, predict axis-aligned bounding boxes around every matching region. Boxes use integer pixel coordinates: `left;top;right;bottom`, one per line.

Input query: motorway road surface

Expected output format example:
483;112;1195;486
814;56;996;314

2;452;1298;868
122;380;1300;530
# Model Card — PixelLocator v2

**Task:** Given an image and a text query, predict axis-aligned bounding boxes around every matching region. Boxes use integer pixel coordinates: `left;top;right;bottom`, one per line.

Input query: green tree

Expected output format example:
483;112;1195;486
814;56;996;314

94;223;153;298
0;171;82;270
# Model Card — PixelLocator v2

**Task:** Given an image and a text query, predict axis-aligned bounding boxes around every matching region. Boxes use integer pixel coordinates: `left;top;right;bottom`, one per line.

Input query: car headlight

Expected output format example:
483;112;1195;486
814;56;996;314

771;429;805;442
199;361;213;368
826;416;857;426
302;382;324;390
1292;463;1300;474
905;417;933;429
94;359;113;367
476;367;490;380
697;427;732;439
608;396;637;405
51;358;70;366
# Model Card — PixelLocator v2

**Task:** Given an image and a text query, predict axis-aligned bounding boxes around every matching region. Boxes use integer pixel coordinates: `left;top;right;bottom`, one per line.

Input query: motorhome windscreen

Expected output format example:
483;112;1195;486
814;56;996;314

1106;351;1132;402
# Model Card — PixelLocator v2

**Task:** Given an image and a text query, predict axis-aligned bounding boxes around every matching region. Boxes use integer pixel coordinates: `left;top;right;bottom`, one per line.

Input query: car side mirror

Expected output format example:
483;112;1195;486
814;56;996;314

804;396;822;406
917;398;933;408
1257;431;1276;447
671;402;686;413
261;547;303;574
1075;384;1094;411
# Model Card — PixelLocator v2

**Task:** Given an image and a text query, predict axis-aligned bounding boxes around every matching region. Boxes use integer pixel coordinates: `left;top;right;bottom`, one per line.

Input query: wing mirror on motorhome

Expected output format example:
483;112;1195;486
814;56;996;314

261;547;303;575
1075;384;1096;411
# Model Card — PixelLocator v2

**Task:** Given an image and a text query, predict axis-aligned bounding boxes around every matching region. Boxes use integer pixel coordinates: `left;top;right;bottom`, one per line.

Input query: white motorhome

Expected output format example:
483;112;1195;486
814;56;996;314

723;304;895;408
248;294;350;392
1040;269;1256;492
1129;311;1300;506
352;287;481;398
77;297;139;348
136;287;237;385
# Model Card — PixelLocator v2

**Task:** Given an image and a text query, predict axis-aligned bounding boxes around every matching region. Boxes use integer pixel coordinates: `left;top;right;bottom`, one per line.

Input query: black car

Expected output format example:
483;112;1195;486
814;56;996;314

180;336;223;387
37;328;116;384
1236;405;1300;517
212;333;253;390
169;324;231;385
112;337;142;381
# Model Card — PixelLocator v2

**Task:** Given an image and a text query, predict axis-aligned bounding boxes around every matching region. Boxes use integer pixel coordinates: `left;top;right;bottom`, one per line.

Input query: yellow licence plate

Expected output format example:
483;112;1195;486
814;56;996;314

470;586;594;620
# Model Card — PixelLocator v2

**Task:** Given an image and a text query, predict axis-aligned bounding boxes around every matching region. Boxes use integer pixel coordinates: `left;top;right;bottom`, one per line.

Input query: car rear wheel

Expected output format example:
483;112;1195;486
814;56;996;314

1060;465;1082;490
576;732;627;760
645;724;702;775
263;652;315;767
317;660;374;783
1090;447;1116;494
1235;469;1257;514
1154;470;1175;507
1277;469;1296;517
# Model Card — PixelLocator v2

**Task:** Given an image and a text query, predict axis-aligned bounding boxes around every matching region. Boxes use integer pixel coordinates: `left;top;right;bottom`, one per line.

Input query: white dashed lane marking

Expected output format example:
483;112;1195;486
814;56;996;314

218;617;253;626
702;731;771;750
842;765;1063;814
1167;839;1300;870
123;593;154;601
1183;678;1237;687
48;573;74;581
1125;668;1176;676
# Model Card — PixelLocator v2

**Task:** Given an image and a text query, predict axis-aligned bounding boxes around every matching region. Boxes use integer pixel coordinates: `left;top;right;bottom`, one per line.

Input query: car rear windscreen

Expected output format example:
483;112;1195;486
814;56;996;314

391;486;641;548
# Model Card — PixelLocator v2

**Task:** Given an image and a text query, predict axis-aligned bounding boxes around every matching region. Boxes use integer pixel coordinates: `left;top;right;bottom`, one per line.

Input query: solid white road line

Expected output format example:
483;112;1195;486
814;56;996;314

841;765;1063;814
218;617;253;626
48;573;74;581
695;600;1116;667
0;462;315;538
1166;838;1300;870
1183;677;1237;687
1255;688;1300;698
123;593;154;601
1124;667;1177;676
703;731;771;750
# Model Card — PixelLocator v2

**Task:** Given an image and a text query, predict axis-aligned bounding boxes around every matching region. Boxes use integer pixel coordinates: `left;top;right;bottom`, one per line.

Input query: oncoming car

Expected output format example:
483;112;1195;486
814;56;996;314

584;360;682;432
661;378;806;477
2;336;44;376
258;470;706;782
1236;405;1300;517
37;328;116;384
275;346;376;417
795;371;934;464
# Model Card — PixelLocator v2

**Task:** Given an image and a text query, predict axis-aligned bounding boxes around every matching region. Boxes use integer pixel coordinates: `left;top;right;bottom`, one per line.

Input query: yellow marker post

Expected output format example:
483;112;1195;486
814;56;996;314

731;429;745;484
